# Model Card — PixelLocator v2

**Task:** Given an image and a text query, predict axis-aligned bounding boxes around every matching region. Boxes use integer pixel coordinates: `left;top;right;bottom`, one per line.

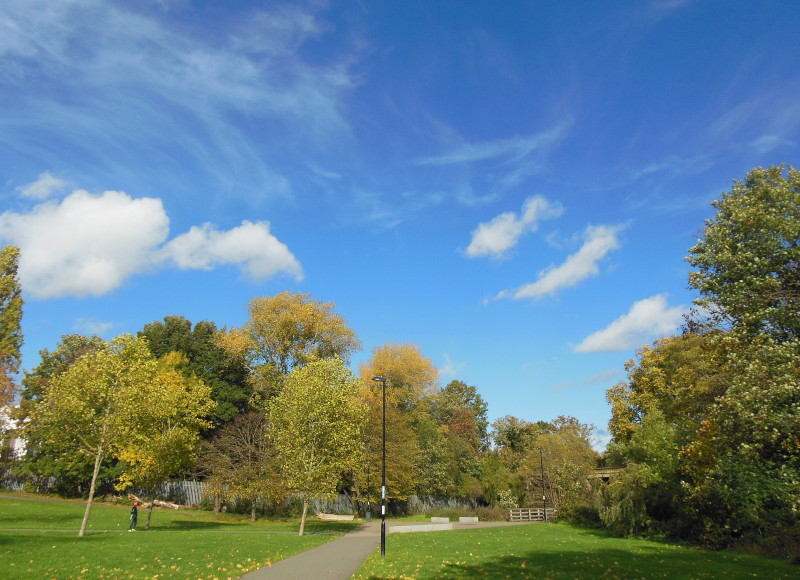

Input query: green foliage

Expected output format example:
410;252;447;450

16;334;108;494
687;164;800;340
0;245;23;407
431;380;489;452
680;334;800;546
519;416;599;511
26;335;214;535
269;357;366;534
138;316;251;429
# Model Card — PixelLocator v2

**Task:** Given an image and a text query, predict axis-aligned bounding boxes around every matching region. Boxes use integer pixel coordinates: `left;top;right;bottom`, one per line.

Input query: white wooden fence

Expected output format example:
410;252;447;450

509;507;557;522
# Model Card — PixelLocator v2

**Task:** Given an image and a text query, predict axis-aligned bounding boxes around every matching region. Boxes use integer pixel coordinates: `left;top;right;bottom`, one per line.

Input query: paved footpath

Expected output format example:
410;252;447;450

237;520;381;580
237;519;533;580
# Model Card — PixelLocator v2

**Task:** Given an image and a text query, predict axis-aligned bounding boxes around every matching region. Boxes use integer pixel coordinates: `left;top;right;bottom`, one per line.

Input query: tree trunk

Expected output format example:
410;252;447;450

251;503;256;522
78;447;104;537
145;500;155;530
299;496;308;536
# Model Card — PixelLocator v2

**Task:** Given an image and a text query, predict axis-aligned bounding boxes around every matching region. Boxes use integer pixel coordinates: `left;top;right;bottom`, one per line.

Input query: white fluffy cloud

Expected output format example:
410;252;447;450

162;221;303;281
574;294;687;353
466;196;563;259
498;224;622;300
0;186;303;299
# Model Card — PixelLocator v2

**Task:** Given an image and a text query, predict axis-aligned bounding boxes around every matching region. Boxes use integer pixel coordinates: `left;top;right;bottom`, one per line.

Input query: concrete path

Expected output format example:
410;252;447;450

237;520;381;580
237;519;534;580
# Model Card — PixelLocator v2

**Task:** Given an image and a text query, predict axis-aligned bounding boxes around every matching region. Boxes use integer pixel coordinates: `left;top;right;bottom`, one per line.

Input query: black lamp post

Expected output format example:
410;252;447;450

535;446;547;522
372;375;387;557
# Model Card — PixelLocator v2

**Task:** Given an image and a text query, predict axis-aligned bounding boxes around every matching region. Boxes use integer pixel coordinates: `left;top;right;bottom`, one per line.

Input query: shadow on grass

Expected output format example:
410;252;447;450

363;545;796;579
160;519;234;530
0;513;80;526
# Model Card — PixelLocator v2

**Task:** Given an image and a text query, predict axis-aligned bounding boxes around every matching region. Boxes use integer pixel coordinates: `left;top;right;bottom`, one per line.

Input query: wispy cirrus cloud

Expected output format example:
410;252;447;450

0;178;302;299
415;121;571;167
466;196;564;259
495;224;624;301
549;369;621;393
0;0;354;200
574;294;686;352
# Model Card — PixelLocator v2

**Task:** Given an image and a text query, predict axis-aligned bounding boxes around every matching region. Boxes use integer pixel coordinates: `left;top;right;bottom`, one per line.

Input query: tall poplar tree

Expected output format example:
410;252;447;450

0;246;23;407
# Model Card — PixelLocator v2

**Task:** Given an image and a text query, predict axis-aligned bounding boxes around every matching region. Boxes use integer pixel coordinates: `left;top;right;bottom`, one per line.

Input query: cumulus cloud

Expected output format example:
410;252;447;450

496;224;623;300
162;221;303;281
0;186;303;299
466;196;563;259
574;294;687;353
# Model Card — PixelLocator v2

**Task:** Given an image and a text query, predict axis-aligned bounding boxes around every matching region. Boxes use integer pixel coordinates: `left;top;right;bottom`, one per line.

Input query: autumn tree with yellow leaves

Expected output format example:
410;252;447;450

29;335;214;536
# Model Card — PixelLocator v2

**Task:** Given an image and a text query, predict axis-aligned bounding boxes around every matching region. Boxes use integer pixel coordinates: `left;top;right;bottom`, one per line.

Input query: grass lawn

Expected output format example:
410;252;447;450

0;492;358;579
353;523;799;579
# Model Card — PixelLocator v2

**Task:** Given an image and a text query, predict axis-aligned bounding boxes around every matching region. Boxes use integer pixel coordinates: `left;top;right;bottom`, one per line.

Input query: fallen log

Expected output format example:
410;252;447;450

317;512;355;521
128;494;185;510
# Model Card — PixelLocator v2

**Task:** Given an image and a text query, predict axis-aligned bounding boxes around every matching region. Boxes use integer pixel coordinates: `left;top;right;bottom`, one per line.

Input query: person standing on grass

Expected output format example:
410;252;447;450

128;501;139;531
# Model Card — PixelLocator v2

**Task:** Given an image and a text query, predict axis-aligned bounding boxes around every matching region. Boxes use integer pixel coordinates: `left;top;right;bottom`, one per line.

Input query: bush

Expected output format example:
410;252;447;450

555;505;602;528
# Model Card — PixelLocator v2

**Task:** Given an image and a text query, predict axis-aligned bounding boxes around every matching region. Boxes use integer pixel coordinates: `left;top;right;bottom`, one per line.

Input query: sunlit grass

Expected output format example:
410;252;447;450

0;492;358;579
353;522;799;579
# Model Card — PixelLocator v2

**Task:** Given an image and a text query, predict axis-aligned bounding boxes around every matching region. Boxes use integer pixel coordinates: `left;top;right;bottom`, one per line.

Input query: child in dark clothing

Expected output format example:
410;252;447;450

128;501;139;531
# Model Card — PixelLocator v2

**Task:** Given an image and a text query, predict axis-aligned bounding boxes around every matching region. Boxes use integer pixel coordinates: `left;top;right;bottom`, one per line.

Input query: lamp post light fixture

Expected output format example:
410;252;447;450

535;446;547;522
372;375;388;557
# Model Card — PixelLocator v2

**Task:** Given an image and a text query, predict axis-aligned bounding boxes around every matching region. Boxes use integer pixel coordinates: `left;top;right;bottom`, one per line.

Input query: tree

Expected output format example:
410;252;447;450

680;335;800;545
269;357;366;535
359;343;438;412
200;411;283;521
355;400;419;505
519;416;598;511
358;343;439;501
606;333;726;445
114;351;215;528
431;380;489;453
0;246;23;408
16;335;108;495
28;335;213;536
139;316;250;429
216;292;360;399
687;164;800;340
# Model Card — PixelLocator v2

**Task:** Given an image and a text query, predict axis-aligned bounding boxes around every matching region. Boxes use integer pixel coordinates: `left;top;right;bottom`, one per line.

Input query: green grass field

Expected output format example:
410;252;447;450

353;523;799;579
0;493;357;579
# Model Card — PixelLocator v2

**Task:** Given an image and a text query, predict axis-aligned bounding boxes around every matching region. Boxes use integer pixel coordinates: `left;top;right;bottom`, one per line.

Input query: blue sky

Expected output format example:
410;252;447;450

2;0;798;449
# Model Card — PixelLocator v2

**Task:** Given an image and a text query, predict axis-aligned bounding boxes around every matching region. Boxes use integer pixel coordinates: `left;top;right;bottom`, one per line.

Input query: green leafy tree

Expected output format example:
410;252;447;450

0;246;23;407
216;292;361;399
431;380;489;452
28;335;213;537
687;164;800;340
520;416;598;511
16;335;108;495
269;357;366;535
680;335;800;545
139;316;250;429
